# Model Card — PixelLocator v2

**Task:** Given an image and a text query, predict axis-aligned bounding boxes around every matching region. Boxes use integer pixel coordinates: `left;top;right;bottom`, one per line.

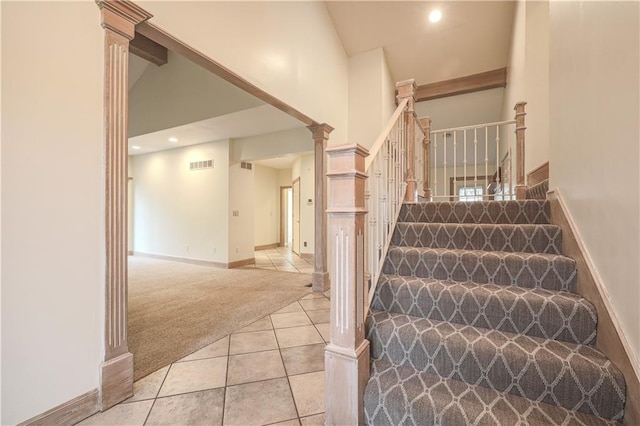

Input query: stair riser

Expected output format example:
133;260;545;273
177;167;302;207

365;360;619;426
383;247;577;293
373;277;597;345
367;313;626;420
400;200;551;224
392;223;562;254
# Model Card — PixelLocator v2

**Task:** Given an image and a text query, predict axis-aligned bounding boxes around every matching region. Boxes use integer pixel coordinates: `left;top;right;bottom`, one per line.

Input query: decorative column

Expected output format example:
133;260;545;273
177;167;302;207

97;0;152;410
420;117;432;200
308;123;333;292
396;79;417;202
514;102;527;200
325;144;370;425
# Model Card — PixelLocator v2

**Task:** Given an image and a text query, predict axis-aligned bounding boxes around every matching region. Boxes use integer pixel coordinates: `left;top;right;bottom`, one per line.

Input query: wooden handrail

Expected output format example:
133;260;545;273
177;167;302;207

365;98;408;171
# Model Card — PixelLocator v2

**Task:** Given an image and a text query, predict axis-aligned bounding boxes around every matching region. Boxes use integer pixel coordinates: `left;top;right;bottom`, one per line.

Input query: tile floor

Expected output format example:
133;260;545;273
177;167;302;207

78;291;331;426
240;246;314;274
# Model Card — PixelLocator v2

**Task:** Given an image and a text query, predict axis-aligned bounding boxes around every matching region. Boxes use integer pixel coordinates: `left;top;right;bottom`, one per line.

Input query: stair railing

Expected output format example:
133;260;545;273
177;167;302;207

424;102;527;201
324;79;420;424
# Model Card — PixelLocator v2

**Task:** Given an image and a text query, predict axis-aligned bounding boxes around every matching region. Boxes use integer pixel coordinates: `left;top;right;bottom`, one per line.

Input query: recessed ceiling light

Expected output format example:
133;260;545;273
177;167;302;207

168;137;178;143
429;10;442;23
132;145;141;150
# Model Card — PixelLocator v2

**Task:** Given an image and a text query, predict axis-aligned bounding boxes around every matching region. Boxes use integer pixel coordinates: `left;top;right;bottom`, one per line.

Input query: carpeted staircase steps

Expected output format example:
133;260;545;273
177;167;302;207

364;200;626;425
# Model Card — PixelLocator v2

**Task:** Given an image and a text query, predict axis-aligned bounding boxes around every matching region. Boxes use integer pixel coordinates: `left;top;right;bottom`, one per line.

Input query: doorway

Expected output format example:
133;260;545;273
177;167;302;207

292;178;301;255
280;186;293;248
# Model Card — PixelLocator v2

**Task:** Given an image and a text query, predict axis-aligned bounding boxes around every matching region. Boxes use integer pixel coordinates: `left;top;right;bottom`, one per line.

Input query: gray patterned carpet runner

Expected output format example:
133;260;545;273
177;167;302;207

364;200;626;425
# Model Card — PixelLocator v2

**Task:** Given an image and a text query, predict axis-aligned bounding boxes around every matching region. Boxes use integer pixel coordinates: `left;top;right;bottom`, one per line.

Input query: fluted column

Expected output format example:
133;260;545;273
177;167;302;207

396;79;417;202
324;144;370;425
514;102;527;200
308;123;333;292
97;0;151;410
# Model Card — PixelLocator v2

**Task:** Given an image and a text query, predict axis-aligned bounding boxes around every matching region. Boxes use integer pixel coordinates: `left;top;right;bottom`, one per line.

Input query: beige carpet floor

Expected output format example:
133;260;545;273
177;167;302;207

128;256;312;380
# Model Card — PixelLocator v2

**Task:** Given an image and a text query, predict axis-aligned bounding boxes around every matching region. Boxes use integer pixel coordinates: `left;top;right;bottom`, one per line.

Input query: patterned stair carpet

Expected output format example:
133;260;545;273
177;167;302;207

364;200;626;425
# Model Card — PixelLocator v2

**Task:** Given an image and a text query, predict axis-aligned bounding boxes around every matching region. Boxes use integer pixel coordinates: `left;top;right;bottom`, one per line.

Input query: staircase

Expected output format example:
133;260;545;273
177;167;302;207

364;200;626;425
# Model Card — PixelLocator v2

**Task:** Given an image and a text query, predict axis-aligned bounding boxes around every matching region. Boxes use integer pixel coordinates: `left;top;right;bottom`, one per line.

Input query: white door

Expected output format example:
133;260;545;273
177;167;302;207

292;179;300;254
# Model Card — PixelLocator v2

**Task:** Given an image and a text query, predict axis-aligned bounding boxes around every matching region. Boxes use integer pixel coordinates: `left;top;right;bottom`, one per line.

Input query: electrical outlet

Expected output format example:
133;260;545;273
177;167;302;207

236;248;239;254
185;245;190;252
233;210;239;217
213;247;216;253
304;241;307;247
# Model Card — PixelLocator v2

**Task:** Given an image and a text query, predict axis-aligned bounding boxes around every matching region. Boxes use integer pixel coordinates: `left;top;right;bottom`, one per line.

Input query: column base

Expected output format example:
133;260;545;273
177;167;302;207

515;184;527;200
312;270;330;292
325;340;370;425
100;352;133;410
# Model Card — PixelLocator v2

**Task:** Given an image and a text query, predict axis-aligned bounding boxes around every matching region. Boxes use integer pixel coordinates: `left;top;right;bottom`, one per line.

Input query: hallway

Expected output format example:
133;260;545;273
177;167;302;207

241;246;315;274
78;291;330;425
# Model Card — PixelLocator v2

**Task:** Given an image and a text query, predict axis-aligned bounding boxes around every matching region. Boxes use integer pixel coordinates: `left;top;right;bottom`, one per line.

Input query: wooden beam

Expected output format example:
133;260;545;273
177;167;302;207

415;67;507;102
130;32;167;66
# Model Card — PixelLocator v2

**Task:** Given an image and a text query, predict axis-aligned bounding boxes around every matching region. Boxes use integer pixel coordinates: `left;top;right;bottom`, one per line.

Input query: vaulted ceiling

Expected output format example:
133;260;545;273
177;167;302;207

326;1;515;85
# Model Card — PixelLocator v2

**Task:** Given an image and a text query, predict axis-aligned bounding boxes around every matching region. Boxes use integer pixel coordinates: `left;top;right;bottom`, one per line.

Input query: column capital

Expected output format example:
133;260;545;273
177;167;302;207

308;123;335;142
396;79;417;104
97;0;153;40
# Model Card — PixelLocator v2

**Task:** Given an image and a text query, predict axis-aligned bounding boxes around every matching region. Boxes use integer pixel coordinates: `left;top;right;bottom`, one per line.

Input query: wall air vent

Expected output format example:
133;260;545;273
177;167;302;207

240;161;253;170
190;159;214;171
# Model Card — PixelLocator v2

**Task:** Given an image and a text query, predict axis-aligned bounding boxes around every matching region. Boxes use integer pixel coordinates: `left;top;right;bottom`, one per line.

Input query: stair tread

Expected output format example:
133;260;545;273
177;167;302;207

365;359;620;426
372;273;597;345
400;200;551;224
393;222;563;254
367;309;626;420
384;246;577;292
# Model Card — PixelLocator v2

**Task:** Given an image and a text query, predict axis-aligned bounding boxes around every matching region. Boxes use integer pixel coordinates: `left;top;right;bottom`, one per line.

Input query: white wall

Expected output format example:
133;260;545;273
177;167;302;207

133;141;230;263
228;162;255;262
348;48;397;149
128;51;264;137
1;2;103;423
231;127;313;162
292;154;315;255
143;1;349;146
501;0;550;175
128;157;134;252
549;0;640;363
254;165;280;247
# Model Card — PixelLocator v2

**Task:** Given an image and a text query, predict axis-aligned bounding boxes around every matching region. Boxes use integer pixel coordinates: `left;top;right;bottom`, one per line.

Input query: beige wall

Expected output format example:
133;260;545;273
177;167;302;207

502;0;550;176
348;48;397;149
132;140;231;263
142;1;349;146
292;154;315;255
229;161;255;262
549;0;640;364
1;2;104;424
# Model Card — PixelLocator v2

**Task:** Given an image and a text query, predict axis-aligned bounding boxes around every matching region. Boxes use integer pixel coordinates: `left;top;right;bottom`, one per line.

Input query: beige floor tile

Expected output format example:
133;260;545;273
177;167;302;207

145;388;224;426
276;266;299;272
236;316;273;333
301;293;325;300
77;400;153;426
299;298;330;311
323;290;330;298
223;378;297;425
270;420;300;426
274;302;304;314
315;324;330;342
297;268;315;274
270;312;312;329
126;365;170;402
179;336;229;362
275;326;324;348
227;350;285;386
300;413;325;426
280;344;325;376
229;330;278;355
305;309;329;325
289;371;325;417
158;357;227;397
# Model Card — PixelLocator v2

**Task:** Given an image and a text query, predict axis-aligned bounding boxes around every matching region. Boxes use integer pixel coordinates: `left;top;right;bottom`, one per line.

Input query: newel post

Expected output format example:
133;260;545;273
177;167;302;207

308;123;334;292
396;79;417;202
514;101;527;200
420;117;432;200
325;144;370;425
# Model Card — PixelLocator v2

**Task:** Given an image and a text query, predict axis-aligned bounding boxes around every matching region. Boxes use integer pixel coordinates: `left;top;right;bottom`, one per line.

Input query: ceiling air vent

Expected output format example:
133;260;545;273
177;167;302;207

190;159;213;171
240;161;253;170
